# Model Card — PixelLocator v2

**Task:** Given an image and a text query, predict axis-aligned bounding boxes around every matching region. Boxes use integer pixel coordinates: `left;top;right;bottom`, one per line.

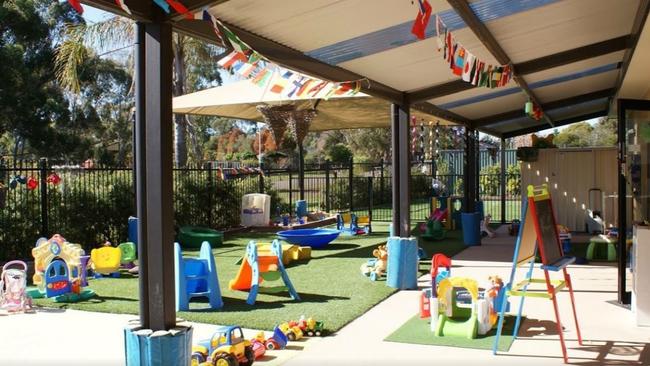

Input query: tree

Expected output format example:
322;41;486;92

0;0;77;159
553;118;616;148
326;143;353;164
54;13;224;167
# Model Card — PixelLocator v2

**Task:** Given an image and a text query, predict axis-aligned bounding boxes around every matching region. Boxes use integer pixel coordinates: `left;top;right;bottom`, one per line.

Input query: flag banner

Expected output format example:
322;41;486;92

411;0;433;40
115;0;131;15
165;0;192;19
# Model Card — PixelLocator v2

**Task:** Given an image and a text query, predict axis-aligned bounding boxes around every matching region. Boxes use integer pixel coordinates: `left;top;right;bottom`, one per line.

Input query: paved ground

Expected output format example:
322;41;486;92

1;228;648;365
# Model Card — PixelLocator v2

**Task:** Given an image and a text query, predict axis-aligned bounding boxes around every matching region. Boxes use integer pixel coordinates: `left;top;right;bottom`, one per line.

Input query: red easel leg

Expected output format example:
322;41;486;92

545;271;569;363
564;269;583;345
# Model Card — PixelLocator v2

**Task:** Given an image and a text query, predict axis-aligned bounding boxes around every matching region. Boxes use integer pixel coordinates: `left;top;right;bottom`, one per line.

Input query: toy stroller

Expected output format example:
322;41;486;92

0;260;32;313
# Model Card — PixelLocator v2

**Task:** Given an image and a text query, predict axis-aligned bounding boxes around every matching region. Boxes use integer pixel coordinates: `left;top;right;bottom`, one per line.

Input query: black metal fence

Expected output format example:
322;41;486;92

1;155;521;261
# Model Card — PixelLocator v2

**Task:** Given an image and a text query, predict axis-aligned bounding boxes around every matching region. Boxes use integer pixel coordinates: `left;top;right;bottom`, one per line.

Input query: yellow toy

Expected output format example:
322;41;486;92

90;246;122;275
278;322;303;341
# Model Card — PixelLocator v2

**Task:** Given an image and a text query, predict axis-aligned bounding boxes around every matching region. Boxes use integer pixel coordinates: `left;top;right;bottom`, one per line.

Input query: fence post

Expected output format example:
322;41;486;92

258;167;265;194
289;171;293;209
206;162;213;227
39;158;48;237
325;160;331;213
368;176;373;232
348;157;354;212
500;138;506;223
379;159;385;205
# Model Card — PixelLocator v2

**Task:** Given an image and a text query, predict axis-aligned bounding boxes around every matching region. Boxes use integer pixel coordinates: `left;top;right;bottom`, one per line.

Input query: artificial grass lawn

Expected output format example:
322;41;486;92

385;314;521;352
32;222;468;332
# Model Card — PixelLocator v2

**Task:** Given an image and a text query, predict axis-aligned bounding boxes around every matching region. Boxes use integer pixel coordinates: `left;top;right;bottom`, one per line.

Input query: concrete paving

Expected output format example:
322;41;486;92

1;228;648;365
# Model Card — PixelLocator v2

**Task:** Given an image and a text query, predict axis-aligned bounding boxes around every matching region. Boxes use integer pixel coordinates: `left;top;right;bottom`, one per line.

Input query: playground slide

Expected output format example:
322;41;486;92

229;260;252;291
229;256;279;291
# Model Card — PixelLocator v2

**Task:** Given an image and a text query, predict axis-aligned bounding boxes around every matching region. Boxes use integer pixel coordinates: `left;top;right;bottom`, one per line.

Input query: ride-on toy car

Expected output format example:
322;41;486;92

191;325;255;366
278;322;303;341
290;317;325;336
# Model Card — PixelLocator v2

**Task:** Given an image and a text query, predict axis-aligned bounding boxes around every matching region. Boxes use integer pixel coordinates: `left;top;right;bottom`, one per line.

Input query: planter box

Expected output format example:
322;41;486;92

516;147;539;162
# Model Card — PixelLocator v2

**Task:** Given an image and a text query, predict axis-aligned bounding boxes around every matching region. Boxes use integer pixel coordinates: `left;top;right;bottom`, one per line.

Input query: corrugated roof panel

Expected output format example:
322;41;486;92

524;51;625;83
546;98;609;120
336;28;495;91
450;92;528;119
305;0;559;65
534;69;619;102
486;0;639;63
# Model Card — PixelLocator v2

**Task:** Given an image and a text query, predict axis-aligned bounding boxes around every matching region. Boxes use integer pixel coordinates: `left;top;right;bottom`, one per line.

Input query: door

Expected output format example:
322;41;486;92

617;99;650;304
45;259;70;298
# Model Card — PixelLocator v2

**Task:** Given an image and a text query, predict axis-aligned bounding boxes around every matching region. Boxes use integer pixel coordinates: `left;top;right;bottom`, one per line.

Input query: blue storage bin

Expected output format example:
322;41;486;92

386;237;418;290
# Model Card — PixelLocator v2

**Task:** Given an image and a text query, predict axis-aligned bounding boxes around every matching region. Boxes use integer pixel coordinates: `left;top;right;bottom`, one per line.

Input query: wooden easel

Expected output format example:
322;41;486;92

492;184;583;363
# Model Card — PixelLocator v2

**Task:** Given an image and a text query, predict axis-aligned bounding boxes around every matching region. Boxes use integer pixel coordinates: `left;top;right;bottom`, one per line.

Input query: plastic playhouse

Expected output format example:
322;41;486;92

174;241;223;311
229;240;300;305
28;234;95;302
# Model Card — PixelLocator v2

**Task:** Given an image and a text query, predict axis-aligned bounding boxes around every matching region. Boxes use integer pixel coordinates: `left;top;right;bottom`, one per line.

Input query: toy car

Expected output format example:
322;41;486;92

263;326;288;350
249;335;266;360
288;316;325;337
191;325;255;366
278;322;303;341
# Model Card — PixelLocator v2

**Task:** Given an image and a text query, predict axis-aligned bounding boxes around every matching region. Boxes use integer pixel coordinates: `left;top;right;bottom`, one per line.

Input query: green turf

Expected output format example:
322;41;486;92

31;222;469;332
385;314;521;352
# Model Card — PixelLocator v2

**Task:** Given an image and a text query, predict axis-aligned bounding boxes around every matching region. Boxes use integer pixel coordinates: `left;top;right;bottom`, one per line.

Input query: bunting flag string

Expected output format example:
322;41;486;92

419;9;513;90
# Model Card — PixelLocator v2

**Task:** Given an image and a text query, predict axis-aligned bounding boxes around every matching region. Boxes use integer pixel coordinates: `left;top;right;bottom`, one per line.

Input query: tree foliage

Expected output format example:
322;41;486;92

553;118;617;147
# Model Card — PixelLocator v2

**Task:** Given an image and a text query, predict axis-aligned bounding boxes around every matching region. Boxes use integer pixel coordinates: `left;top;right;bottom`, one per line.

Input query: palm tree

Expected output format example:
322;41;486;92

55;15;224;167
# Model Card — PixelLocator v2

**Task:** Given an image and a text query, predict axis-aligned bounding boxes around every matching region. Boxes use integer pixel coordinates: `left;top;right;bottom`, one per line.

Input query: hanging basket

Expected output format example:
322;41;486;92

257;104;296;146
289;108;317;144
516;147;539;162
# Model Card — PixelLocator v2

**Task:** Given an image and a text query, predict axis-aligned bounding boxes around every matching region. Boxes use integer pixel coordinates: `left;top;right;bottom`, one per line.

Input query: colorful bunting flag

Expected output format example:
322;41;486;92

67;0;83;14
411;0;433;40
115;0;132;15
153;0;171;13
165;0;192;19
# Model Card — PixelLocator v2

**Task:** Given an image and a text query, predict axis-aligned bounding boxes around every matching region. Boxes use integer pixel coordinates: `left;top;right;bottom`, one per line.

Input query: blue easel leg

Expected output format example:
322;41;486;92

512;259;536;339
492;283;511;354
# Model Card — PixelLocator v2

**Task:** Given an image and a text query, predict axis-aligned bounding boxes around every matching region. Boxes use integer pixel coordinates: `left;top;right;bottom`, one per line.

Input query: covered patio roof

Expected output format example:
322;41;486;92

87;0;649;137
195;0;646;137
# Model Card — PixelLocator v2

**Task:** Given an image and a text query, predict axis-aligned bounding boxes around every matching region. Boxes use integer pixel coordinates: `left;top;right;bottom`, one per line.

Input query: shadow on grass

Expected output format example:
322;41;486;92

184;292;350;313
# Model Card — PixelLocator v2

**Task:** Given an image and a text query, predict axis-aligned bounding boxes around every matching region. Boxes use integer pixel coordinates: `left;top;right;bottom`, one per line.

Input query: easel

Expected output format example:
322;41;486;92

492;184;582;363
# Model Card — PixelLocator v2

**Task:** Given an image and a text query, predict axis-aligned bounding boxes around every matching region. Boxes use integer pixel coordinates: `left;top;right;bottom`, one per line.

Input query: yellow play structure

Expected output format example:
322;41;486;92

32;234;84;292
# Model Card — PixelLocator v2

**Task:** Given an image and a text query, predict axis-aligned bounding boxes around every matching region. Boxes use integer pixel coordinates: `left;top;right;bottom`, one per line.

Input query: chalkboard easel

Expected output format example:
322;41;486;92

493;184;583;364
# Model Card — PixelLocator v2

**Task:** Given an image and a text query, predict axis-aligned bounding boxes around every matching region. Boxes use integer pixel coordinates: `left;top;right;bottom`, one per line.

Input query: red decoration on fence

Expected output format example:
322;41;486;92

26;177;38;191
47;173;62;185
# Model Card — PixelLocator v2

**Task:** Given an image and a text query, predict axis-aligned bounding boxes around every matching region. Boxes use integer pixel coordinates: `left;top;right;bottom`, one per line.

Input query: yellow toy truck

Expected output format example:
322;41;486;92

191;325;255;366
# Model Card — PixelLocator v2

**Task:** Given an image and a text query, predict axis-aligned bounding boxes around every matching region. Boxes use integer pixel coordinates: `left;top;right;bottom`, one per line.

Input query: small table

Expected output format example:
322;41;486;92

586;235;632;261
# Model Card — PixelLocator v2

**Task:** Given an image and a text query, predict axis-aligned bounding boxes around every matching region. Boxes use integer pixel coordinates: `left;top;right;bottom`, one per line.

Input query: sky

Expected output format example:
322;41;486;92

81;5;598;138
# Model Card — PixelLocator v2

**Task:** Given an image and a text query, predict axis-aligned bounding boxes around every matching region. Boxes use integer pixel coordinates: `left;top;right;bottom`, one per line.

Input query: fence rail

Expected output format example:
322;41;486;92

1;155;521;261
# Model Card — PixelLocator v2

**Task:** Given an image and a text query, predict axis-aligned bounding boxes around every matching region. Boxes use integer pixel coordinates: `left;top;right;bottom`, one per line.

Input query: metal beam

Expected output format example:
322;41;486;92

135;18;176;331
614;0;650;95
446;0;554;127
391;103;411;237
516;36;630;75
472;88;616;128
410;36;629;103
501;110;608;139
463;126;477;213
410;100;472;126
